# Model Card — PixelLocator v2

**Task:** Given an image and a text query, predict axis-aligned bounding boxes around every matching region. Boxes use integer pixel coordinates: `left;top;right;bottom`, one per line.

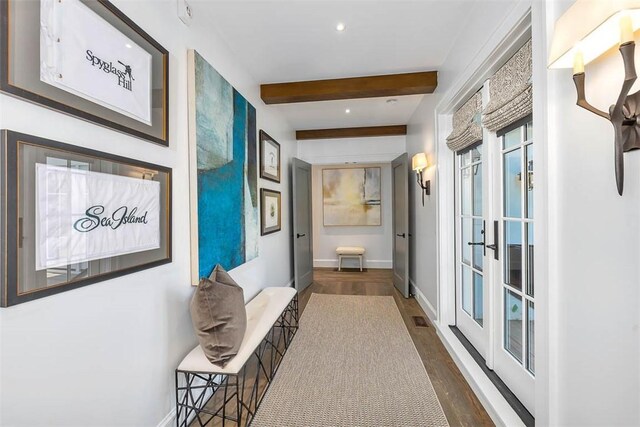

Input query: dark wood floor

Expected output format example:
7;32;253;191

300;268;494;427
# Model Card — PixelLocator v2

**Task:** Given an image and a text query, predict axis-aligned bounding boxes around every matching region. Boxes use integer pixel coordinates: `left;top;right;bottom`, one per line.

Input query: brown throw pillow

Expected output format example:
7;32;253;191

190;264;247;366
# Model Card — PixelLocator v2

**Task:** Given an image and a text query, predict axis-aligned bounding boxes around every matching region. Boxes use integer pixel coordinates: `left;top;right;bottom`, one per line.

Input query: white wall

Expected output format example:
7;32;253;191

435;2;528;97
0;1;296;426
411;0;640;425
405;1;527;320
407;0;544;424
406;96;439;317
311;163;393;269
544;1;640;425
297;135;406;165
298;136;404;270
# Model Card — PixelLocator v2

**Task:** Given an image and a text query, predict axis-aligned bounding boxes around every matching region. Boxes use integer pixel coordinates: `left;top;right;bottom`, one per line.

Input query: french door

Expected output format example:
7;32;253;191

492;118;535;413
454;117;535;415
455;143;488;358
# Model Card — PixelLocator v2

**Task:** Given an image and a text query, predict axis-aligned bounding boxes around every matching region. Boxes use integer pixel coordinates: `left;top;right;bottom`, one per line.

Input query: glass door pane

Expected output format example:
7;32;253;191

473;273;484;326
504;288;523;362
491;118;536;415
500;120;535;374
456;142;485;357
527;301;535;374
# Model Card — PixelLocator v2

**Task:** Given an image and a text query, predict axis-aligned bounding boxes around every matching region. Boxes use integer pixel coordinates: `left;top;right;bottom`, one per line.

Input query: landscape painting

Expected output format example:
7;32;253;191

188;50;258;281
322;167;381;226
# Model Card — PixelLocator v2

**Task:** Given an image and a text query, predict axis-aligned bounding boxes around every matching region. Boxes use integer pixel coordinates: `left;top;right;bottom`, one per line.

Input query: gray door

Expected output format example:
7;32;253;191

292;158;313;292
392;153;409;298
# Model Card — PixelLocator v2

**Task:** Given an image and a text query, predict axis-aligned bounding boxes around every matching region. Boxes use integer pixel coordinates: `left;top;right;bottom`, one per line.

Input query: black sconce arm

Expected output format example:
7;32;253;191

573;72;610;120
416;170;431;207
572;41;640;195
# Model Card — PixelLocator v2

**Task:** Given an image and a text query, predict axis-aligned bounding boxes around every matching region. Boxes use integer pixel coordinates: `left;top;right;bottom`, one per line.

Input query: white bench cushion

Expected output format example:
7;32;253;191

178;287;296;375
336;246;365;255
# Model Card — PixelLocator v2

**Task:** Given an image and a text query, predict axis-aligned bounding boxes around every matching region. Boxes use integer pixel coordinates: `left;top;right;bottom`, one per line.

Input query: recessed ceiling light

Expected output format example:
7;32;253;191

345;108;351;114
336;22;346;32
125;43;132;49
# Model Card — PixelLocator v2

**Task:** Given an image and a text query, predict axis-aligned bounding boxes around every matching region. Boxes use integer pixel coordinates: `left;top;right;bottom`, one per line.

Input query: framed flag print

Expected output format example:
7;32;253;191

0;0;169;146
0;130;172;307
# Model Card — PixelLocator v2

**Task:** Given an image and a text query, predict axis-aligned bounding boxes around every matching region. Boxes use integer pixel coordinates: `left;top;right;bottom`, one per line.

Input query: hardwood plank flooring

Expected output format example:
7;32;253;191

300;268;494;427
192;268;493;426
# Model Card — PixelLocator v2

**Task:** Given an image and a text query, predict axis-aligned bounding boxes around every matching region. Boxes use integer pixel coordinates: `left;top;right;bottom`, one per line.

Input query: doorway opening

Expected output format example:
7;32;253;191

291;154;409;297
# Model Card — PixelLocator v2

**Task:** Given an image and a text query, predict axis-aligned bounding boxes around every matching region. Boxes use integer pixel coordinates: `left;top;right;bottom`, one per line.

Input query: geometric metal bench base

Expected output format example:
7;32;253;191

175;294;299;427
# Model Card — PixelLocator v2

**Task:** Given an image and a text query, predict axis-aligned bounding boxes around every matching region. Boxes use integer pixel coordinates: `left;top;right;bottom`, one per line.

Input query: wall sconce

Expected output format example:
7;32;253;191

549;1;640;195
412;152;430;206
516;160;534;191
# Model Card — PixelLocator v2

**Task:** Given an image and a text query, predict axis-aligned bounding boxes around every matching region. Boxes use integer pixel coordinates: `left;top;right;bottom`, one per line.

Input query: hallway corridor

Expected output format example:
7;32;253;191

300;269;493;427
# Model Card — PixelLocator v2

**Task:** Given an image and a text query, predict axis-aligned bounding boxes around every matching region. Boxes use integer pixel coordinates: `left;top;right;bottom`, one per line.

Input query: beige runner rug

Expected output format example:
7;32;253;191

252;294;449;427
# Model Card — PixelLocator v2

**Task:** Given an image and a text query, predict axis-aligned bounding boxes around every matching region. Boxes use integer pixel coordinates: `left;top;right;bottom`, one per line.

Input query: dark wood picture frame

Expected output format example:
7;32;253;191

259;130;281;183
0;130;173;307
0;0;170;146
260;188;281;236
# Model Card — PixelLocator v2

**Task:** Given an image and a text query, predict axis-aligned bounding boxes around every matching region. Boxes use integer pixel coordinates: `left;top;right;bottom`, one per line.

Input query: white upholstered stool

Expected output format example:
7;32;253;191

336;246;365;272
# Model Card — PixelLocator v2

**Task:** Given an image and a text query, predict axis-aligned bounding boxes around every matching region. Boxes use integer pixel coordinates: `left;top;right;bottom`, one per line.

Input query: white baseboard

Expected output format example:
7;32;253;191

409;279;437;321
156;408;176;427
409;276;524;426
313;258;392;269
433;324;526;427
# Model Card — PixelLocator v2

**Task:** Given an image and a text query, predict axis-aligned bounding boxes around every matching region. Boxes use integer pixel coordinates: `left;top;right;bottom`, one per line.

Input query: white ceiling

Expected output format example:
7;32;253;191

196;1;475;131
275;95;425;130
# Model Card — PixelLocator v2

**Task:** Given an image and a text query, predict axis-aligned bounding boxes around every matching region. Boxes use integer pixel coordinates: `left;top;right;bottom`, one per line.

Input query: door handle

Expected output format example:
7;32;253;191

396;233;406;238
486;220;499;260
467;221;486;256
18;217;24;249
296;233;306;238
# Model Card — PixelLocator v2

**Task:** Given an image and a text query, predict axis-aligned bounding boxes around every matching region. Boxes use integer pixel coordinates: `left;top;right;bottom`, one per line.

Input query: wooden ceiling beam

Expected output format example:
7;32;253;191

296;125;407;140
261;71;437;104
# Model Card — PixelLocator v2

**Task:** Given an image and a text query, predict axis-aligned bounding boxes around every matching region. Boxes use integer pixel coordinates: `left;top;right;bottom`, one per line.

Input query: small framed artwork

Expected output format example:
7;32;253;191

260;189;281;235
259;130;281;183
0;130;172;307
0;0;170;146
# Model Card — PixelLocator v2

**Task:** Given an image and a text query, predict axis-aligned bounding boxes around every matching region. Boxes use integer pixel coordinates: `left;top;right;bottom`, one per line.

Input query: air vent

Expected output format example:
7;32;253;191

412;316;429;328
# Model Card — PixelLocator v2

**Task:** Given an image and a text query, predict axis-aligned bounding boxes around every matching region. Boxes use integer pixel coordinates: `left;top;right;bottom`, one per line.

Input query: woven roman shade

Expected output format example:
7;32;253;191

482;39;532;133
446;92;482;152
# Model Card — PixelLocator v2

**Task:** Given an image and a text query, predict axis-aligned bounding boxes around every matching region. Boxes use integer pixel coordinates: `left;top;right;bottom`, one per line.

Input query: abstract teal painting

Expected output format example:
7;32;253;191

188;50;258;281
